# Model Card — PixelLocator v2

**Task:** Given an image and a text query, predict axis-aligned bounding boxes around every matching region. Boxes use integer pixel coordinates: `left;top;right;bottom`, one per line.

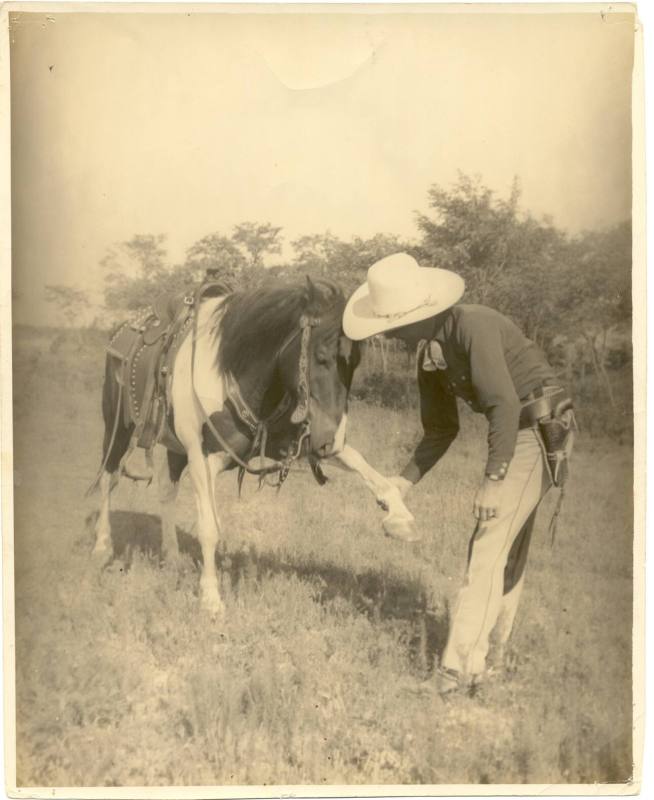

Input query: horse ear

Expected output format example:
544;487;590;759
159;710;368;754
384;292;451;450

338;336;352;360
305;275;319;305
339;336;361;368
337;335;361;389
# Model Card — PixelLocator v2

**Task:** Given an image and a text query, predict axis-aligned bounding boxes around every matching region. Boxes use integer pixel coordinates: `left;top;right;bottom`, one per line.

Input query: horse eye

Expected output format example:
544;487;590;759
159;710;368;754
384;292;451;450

315;346;333;366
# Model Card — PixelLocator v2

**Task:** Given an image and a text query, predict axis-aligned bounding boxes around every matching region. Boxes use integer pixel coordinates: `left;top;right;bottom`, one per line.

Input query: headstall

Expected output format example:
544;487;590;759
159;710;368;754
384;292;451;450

191;302;323;492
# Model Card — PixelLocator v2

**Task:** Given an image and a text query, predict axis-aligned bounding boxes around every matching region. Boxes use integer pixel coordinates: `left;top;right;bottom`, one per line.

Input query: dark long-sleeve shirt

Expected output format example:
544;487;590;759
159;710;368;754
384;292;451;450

401;304;555;483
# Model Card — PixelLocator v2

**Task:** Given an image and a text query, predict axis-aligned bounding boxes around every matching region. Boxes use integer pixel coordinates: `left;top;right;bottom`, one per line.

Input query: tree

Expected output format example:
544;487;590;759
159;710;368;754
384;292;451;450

415;173;577;351
415;173;632;405
416;173;524;304
232;222;283;269
101;234;173;312
291;232;341;275
290;231;413;295
44;284;90;327
101;234;168;280
490;215;571;349
185;232;248;286
555;221;632;406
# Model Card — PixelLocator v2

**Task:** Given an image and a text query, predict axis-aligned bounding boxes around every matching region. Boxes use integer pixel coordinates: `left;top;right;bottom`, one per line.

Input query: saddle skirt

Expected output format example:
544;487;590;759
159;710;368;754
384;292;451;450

106;283;229;454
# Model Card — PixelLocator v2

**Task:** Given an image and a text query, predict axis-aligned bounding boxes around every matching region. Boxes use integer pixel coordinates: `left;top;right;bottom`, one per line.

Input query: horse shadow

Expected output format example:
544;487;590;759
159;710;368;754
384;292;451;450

84;509;164;566
84;509;449;675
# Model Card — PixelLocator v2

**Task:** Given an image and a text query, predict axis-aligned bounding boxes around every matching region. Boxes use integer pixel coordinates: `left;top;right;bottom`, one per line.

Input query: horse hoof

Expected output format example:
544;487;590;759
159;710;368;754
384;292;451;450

91;545;113;571
162;548;185;568
85;511;100;534
383;515;422;543
91;543;110;559
201;594;225;619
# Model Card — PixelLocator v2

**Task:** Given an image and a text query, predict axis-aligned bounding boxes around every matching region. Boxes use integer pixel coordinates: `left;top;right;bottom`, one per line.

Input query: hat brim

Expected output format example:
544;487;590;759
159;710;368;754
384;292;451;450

343;268;465;341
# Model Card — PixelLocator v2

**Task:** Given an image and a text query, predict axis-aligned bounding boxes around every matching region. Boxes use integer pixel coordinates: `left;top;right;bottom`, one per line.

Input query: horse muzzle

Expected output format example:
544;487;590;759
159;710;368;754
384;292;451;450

308;403;348;458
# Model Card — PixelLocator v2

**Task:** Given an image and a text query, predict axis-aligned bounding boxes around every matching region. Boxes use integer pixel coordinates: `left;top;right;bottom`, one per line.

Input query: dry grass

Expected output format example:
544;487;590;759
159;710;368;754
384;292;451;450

11;328;634;786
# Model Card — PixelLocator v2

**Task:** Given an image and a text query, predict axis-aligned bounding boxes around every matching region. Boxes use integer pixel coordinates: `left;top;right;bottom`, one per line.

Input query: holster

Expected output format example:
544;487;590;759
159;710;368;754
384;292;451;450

539;403;577;487
520;386;577;488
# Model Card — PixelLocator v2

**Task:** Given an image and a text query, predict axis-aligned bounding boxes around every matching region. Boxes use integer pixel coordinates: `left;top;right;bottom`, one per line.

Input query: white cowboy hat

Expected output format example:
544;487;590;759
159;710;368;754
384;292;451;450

343;253;465;341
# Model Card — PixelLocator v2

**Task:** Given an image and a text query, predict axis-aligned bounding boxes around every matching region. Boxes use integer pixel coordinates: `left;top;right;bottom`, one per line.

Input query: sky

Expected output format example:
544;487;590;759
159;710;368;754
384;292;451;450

9;7;635;324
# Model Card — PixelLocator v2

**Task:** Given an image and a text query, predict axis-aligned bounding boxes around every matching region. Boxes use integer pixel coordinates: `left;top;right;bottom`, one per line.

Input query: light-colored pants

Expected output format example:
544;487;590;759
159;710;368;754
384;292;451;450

441;428;554;677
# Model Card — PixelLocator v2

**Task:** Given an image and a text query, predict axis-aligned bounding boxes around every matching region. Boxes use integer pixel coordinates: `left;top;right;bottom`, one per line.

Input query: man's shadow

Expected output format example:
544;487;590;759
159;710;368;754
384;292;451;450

85;509;449;675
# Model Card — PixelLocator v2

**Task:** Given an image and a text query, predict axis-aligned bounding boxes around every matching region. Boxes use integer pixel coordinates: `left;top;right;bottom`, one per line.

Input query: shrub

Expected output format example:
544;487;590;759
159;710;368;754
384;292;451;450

350;372;417;411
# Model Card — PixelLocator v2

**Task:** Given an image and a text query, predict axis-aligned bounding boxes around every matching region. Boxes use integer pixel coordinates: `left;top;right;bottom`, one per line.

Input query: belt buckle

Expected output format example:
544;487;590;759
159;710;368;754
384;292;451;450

523;383;561;404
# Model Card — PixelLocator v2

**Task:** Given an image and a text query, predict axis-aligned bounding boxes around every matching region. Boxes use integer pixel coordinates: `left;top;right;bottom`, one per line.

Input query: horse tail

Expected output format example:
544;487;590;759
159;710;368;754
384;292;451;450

85;366;124;497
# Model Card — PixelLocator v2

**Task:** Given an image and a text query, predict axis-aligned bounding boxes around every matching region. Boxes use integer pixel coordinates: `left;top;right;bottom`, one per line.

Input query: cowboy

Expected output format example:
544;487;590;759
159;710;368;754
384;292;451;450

343;253;575;696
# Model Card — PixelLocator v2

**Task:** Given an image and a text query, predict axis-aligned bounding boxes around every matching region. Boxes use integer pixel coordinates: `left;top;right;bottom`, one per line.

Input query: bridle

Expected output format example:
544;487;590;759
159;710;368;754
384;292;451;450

229;312;321;491
190;302;323;492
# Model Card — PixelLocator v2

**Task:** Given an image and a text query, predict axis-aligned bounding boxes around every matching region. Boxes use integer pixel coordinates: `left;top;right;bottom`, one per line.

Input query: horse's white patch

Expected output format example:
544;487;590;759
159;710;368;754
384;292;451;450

333;444;415;523
333;412;348;454
186;447;232;616
171;296;227;448
194;296;229;411
93;471;113;554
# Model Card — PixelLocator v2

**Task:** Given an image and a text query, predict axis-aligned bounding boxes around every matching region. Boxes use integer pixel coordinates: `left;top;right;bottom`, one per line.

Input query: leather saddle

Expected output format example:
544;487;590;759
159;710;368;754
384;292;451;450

106;282;230;454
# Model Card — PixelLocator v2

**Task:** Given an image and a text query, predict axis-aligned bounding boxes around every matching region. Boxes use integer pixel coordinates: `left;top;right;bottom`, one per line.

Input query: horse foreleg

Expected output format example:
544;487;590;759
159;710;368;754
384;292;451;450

332;444;415;522
187;449;230;616
93;470;119;556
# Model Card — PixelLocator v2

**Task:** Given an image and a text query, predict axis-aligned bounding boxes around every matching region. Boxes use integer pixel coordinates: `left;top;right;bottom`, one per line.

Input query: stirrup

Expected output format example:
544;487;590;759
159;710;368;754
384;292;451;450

121;447;154;486
122;465;154;485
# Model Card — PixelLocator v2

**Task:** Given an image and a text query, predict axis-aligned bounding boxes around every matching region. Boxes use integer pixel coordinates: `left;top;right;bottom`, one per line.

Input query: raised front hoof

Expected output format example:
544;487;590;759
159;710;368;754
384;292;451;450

383;515;422;543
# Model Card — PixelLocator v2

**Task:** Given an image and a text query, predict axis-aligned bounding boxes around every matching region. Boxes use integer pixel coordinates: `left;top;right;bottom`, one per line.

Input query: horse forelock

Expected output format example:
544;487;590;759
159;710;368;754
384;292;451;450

306;279;346;336
214;279;344;376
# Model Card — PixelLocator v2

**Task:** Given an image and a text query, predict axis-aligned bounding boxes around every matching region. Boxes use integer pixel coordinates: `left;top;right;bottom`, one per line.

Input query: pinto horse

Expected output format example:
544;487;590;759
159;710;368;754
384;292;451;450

90;278;415;615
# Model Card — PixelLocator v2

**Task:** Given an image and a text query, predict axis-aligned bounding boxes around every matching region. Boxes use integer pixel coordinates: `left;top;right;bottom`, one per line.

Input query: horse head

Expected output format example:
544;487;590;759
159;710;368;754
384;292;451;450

277;277;360;458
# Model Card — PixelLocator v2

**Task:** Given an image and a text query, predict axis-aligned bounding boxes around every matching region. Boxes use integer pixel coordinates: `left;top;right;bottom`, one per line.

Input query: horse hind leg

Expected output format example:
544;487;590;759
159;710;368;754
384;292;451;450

92;428;133;557
93;470;118;557
92;371;134;557
157;449;187;563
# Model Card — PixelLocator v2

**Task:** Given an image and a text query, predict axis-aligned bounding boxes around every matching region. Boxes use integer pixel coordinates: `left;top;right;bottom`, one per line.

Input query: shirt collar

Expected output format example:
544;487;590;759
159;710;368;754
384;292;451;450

429;308;454;343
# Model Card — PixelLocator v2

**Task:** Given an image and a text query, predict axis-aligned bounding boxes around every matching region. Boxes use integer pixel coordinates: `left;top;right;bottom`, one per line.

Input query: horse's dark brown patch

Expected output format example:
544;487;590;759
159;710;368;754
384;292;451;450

214;278;345;378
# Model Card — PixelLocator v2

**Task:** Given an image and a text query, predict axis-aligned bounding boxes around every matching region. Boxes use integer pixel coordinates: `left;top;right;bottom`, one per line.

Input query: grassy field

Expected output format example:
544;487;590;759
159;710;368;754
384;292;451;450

11;327;634;787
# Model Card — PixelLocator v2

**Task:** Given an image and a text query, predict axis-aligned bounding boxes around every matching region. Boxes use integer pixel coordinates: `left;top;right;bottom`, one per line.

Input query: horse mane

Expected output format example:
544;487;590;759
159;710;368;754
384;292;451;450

214;278;345;376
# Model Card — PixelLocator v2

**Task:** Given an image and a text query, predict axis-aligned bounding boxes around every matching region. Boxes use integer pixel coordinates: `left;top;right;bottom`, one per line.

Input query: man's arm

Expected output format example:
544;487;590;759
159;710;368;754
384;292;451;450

460;314;521;520
400;366;460;486
464;322;521;480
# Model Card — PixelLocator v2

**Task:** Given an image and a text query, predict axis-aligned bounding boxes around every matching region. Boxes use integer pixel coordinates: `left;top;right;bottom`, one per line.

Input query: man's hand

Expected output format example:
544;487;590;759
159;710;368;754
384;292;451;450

473;478;504;522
